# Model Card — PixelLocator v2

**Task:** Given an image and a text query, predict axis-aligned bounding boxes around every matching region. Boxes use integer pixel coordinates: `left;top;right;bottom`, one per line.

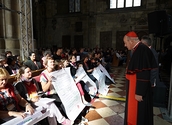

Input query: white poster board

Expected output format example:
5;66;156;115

2;107;47;125
92;67;109;95
75;66;98;95
98;64;115;83
51;69;85;121
76;56;80;61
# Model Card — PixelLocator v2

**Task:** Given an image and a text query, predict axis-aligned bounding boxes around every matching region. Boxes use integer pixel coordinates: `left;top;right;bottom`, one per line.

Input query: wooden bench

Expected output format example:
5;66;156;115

32;69;44;77
8;69;44;84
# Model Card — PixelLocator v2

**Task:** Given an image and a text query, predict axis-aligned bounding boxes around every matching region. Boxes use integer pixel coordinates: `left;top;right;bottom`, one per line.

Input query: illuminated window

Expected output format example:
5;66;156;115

110;0;141;9
69;0;80;13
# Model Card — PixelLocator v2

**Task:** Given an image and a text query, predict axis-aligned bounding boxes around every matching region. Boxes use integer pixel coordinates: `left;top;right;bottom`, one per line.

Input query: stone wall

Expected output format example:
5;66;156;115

33;0;172;51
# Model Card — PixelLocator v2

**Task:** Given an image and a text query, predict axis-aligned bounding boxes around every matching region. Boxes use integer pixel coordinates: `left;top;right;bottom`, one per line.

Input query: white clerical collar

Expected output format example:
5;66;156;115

132;41;140;50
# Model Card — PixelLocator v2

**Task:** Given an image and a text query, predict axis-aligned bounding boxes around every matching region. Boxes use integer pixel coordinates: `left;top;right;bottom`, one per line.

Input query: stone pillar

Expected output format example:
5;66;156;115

0;39;5;54
33;39;37;52
168;63;172;119
4;0;20;56
5;38;20;55
0;0;5;53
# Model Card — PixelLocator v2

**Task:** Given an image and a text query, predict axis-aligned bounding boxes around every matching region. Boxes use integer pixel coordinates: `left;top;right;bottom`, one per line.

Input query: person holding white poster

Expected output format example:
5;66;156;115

15;66;73;125
39;57;88;124
51;68;86;121
98;64;115;84
39;57;63;108
81;55;98;86
75;66;98;98
67;55;91;106
92;67;109;95
93;53;114;85
0;68;34;124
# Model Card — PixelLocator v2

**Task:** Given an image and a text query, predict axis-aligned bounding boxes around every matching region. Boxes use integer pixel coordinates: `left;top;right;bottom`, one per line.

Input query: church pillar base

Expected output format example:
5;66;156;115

5;38;20;56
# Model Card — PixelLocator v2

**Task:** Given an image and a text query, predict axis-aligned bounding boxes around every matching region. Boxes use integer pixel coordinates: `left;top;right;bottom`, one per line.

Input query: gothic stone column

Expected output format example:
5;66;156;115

4;0;20;55
0;0;5;53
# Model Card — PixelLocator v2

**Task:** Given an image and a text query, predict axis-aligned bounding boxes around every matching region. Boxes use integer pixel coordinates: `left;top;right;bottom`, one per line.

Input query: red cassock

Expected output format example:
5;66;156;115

126;73;137;125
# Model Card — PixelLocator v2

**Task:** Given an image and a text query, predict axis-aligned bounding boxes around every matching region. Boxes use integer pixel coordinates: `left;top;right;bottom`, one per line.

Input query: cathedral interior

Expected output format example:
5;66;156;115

0;0;172;125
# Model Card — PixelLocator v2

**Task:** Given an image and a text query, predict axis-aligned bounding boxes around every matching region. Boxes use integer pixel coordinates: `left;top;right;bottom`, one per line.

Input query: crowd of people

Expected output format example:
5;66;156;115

0;31;161;125
0;47;118;125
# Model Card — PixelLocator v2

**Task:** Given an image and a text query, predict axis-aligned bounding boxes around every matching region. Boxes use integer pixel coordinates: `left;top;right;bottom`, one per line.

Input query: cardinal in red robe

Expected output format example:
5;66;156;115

123;31;158;125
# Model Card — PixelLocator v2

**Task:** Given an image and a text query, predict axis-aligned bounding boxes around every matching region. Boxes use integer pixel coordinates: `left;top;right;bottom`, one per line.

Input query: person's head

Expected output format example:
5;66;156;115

123;31;140;50
0;68;10;89
44;57;55;69
60;59;69;68
5;51;12;57
80;48;84;53
87;52;93;59
7;56;16;66
56;47;63;55
72;48;77;55
43;50;52;57
59;48;63;53
29;52;36;61
54;60;61;70
18;66;32;80
141;35;152;47
94;52;101;58
14;55;21;65
0;54;6;66
91;57;96;63
83;55;89;63
68;55;76;63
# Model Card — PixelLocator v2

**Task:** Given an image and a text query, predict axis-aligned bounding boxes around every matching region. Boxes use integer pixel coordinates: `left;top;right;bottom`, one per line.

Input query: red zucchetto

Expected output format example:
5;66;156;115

125;31;138;37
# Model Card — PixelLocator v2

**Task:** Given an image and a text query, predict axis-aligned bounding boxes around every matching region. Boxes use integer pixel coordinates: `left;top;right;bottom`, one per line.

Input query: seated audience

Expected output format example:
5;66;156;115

42;50;52;68
0;68;34;124
14;55;22;67
53;47;63;61
115;50;126;65
78;48;87;61
0;54;13;75
24;52;43;71
41;57;90;124
6;56;20;75
40;57;63;108
81;55;97;86
14;66;73;125
5;51;13;57
69;48;77;56
67;55;91;105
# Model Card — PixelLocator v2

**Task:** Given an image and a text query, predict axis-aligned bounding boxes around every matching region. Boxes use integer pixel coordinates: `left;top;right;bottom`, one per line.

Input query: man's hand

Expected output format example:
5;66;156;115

135;94;143;102
9;111;27;118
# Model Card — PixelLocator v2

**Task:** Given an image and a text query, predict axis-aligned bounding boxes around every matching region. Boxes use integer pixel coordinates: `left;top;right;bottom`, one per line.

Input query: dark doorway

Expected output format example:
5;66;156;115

116;31;128;50
100;31;112;49
74;35;83;49
62;35;71;49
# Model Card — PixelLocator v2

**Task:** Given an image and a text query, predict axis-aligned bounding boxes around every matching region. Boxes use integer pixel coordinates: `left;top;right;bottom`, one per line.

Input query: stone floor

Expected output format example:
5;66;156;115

83;66;172;125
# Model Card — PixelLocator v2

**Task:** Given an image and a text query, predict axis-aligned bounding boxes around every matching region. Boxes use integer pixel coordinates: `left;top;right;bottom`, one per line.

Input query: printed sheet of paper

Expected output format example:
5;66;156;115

98;64;115;83
92;67;109;95
75;66;97;95
35;98;55;106
2;107;45;125
51;69;85;121
76;56;80;61
63;67;72;78
74;66;86;83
